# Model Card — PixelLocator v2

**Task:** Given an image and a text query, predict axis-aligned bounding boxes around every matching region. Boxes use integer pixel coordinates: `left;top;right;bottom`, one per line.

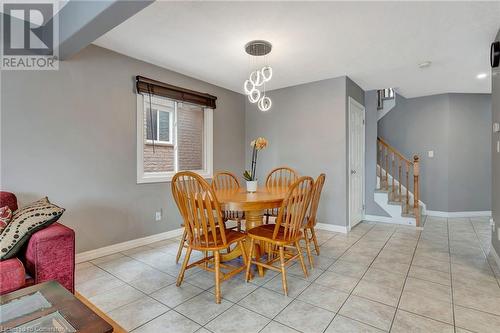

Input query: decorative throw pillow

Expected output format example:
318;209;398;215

0;206;13;234
0;197;65;261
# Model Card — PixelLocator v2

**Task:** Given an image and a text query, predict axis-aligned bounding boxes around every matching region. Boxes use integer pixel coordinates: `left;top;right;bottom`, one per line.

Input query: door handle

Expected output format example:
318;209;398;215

351;170;356;175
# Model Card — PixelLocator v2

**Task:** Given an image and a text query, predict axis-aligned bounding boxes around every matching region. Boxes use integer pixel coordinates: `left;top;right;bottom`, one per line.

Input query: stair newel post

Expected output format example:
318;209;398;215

405;162;410;214
413;155;420;227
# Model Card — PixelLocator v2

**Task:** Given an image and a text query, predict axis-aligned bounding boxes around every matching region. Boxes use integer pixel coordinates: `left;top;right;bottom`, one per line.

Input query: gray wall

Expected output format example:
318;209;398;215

364;90;390;216
245;77;348;227
378;93;491;212
1;45;245;253
492;29;500;255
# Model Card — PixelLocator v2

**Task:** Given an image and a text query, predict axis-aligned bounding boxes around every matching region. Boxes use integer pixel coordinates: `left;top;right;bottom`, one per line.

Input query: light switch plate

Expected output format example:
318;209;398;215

428;150;434;158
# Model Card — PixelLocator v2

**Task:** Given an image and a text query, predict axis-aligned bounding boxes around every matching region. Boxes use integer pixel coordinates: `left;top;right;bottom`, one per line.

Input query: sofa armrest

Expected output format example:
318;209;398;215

23;222;75;293
0;258;25;295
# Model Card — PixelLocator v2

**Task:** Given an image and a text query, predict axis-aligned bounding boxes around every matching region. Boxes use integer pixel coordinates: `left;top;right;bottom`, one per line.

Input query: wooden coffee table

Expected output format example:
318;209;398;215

0;281;113;333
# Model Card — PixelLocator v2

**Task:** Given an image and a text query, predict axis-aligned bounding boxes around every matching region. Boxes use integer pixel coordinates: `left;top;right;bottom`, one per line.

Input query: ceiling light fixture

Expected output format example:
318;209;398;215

244;40;273;111
476;73;488;79
418;61;432;69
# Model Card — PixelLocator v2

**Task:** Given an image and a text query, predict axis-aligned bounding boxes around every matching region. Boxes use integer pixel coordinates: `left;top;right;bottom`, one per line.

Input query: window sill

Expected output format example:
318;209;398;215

145;141;174;147
137;170;212;184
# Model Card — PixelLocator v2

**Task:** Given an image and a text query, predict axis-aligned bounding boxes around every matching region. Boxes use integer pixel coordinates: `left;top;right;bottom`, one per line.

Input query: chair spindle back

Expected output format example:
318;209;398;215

307;173;326;228
274;176;314;241
212;172;241;191
265;167;298;190
172;171;227;248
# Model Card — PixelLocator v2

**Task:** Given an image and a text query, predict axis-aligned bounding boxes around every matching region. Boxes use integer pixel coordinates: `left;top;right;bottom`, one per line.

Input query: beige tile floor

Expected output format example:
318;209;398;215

76;216;500;333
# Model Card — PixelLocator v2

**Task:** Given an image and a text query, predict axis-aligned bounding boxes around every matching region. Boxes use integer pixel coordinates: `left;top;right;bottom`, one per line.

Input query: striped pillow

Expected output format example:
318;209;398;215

0;197;65;260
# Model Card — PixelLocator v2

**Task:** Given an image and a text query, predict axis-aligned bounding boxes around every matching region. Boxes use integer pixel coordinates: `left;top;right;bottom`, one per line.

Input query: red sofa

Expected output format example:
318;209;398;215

0;192;75;295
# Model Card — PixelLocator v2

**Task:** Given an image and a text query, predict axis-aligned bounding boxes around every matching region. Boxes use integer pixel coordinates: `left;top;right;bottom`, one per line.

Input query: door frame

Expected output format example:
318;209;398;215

348;96;366;231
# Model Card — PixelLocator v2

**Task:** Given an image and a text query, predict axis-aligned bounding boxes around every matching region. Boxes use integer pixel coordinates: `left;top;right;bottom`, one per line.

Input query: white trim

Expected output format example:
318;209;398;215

364;214;417;227
76;228;184;263
425;210;492;218
316;223;348;234
348;96;366;230
136;95;213;183
490;245;500;272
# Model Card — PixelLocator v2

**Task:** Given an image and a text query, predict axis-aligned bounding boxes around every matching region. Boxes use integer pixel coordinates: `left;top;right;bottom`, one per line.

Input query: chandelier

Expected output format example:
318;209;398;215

244;40;273;111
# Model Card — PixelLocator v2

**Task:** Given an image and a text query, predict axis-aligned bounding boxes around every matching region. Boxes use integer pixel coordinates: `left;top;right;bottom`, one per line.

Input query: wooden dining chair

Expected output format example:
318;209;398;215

172;171;248;303
264;167;299;224
245;176;314;296
176;171;243;263
302;173;326;268
212;171;245;231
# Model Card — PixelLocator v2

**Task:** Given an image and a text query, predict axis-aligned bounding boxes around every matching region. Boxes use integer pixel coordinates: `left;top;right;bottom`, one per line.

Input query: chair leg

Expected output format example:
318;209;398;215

295;240;308;278
176;246;192;286
265;214;269;224
237;218;242;232
238;241;248;266
310;227;320;255
176;229;187;264
303;232;314;269
278;246;288;296
214;250;221;304
245;238;255;282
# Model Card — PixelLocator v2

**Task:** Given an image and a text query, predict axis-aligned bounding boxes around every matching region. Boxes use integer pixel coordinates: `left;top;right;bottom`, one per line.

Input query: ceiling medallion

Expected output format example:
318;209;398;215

244;40;273;112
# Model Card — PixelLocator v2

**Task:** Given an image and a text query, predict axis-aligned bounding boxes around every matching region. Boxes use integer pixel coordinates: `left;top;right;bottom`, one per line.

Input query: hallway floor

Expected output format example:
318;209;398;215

76;216;500;332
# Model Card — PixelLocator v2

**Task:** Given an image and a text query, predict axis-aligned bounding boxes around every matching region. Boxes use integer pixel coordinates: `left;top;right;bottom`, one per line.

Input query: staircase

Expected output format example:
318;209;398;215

377;88;395;110
377;88;397;121
376;137;422;227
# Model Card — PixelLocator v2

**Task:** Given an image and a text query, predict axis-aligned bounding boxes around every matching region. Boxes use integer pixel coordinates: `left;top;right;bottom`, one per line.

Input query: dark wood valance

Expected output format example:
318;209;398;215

136;75;217;109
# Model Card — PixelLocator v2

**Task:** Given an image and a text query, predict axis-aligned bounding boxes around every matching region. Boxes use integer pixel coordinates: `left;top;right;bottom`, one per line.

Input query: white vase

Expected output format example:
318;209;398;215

246;180;258;193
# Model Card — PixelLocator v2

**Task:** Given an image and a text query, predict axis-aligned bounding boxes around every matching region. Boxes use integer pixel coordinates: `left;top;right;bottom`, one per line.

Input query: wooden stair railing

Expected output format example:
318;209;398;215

377;137;421;226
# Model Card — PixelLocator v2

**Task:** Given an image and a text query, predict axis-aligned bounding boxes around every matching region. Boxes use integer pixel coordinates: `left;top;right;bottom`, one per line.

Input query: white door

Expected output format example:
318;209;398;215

349;97;365;229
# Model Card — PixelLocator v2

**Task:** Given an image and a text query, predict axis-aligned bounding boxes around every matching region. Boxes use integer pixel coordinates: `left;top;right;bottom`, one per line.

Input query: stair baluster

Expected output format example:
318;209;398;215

376;137;421;227
391;152;395;201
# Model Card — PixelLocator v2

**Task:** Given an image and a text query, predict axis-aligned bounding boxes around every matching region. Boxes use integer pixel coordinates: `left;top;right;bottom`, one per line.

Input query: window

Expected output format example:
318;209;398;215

137;95;213;183
145;106;173;145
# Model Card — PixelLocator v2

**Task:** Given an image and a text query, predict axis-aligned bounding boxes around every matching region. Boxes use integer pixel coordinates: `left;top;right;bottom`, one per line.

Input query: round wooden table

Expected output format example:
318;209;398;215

214;186;288;274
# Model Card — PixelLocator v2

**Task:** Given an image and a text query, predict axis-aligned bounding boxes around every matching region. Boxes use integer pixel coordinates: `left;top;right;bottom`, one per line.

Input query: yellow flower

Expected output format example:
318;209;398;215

254;137;268;150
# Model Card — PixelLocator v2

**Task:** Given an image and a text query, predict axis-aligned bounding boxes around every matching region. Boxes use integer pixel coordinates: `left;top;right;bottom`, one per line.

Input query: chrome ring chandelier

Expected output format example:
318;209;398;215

244;40;273;112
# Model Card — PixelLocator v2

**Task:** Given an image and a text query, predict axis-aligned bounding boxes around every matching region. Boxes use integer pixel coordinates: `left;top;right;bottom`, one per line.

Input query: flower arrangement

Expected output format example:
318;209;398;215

243;137;268;181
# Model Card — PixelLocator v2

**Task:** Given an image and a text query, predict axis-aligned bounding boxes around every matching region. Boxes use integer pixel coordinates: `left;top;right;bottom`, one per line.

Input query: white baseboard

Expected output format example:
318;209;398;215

76;228;184;263
364;214;416;227
316;223;348;234
426;210;492;218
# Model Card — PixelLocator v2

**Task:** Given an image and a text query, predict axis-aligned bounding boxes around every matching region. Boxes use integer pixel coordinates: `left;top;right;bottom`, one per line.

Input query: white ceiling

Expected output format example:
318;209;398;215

94;1;500;98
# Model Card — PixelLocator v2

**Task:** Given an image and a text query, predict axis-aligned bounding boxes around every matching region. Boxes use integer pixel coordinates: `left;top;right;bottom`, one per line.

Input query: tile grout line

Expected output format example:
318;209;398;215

469;217;500;288
447;217;457;333
196;230;343;333
387;215;424;332
256;226;377;333
318;223;397;333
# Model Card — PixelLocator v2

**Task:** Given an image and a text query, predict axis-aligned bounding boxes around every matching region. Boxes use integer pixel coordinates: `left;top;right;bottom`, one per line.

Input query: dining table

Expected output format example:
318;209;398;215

213;186;288;276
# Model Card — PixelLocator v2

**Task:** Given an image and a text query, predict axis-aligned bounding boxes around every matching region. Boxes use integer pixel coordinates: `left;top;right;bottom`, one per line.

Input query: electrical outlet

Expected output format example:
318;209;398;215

428;150;434;158
155;211;162;221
